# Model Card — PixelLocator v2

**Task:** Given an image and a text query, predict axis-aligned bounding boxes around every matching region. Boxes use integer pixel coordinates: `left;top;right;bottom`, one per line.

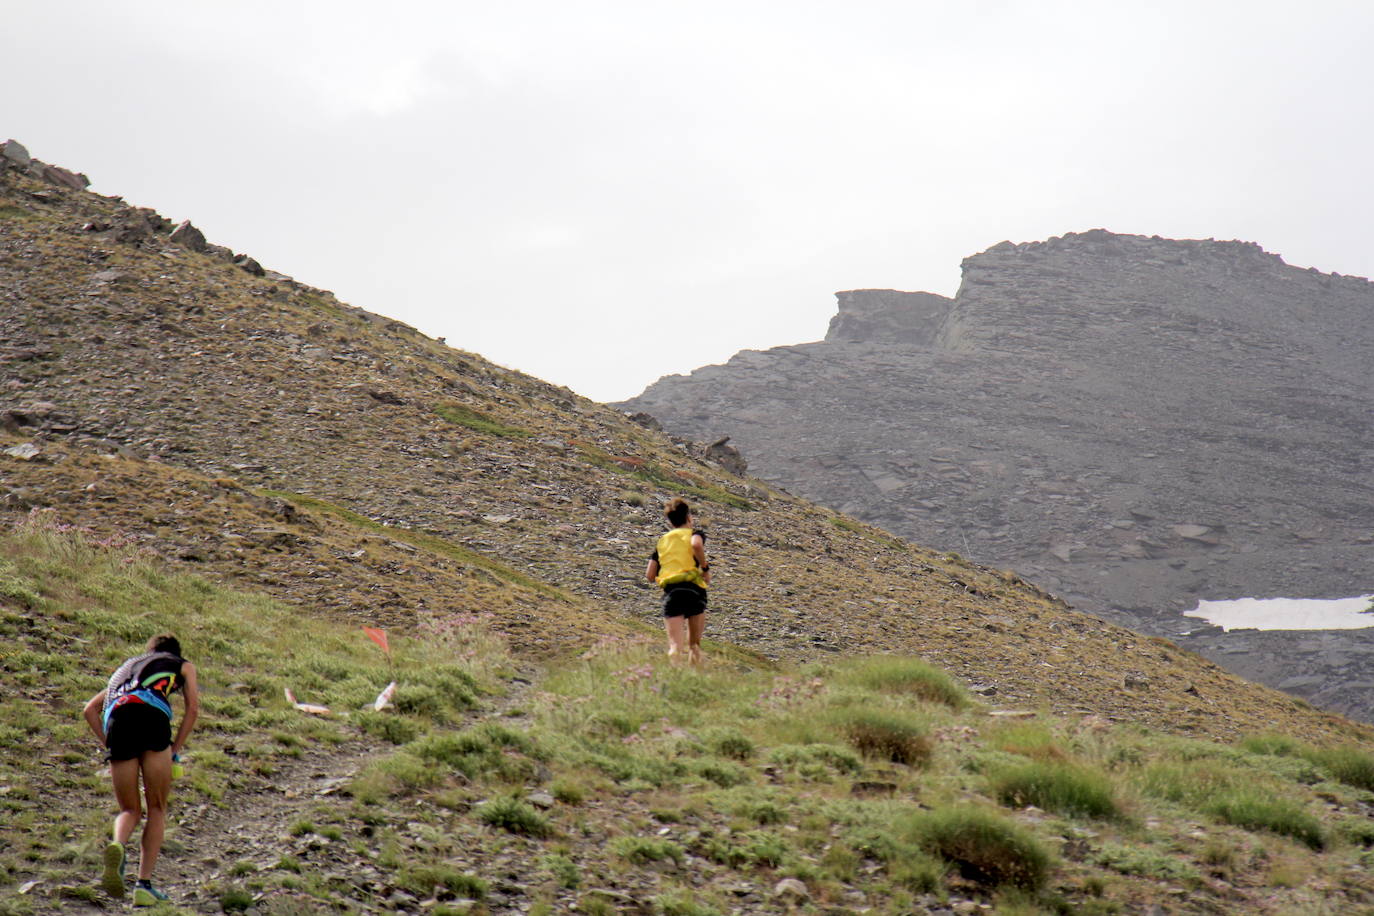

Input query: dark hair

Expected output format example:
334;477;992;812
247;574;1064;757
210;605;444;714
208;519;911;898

664;497;691;528
146;633;182;657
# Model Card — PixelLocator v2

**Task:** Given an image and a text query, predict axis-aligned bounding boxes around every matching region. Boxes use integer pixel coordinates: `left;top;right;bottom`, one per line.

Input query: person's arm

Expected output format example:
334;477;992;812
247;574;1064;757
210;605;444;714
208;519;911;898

691;533;710;585
83;689;108;746
645;557;659;583
171;663;200;756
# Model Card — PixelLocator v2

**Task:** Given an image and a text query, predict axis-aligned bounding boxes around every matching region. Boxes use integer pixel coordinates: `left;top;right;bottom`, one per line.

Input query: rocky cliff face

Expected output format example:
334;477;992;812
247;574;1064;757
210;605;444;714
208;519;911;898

623;230;1374;720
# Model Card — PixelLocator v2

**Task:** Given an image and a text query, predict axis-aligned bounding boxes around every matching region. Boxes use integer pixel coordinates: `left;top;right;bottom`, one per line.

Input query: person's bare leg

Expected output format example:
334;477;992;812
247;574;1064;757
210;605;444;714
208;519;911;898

104;757;142;896
665;615;688;663
110;758;143;844
687;613;707;666
137;749;173;880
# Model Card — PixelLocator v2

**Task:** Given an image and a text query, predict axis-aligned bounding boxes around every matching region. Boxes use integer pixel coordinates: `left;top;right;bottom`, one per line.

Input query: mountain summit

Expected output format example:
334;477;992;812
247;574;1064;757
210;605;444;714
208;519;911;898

623;230;1374;720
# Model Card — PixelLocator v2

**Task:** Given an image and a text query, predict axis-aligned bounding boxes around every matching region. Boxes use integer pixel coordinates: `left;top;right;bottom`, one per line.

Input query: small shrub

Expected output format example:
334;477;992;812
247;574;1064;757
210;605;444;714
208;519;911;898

1339;818;1374;848
741;831;789;867
700;830;790;869
411;724;537;780
821;843;859;881
827;708;932;766
703;727;755;760
842;656;969;709
738;797;786;826
1309;746;1374;791
1092;843;1199;883
220;886;254;913
768;744;862;778
579;896;615;916
904;806;1052;890
371;752;443;793
1199;838;1238;871
1203;790;1325;850
435;403;529;438
550;779;586;805
357;710;421;745
991;761;1121;820
890;850;948;894
476;796;552;838
990;723;1066;761
1239;733;1304;757
541;853;581;889
688;757;750;788
398;865;488;899
612;836;685;865
1137;761;1241;805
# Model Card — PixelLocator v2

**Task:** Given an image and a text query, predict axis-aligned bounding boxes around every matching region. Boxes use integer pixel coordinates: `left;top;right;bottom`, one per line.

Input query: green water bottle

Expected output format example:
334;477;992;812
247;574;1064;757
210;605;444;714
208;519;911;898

171;752;184;780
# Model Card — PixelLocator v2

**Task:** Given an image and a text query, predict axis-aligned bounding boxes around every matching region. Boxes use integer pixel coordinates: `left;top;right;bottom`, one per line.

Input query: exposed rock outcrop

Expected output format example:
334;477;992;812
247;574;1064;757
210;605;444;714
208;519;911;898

623;230;1374;720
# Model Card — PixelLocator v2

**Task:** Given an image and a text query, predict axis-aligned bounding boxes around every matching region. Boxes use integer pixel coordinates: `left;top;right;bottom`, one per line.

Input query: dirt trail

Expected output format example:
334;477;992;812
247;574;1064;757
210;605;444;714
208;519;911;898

163;736;386;913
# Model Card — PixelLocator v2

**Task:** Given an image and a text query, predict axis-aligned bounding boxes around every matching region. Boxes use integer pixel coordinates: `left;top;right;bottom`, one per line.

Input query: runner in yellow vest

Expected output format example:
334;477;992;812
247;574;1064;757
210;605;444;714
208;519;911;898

645;497;710;664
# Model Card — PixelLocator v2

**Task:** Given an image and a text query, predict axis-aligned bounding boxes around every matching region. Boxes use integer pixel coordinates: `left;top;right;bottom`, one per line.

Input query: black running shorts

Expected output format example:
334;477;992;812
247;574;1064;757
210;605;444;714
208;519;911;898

663;583;707;619
105;702;172;762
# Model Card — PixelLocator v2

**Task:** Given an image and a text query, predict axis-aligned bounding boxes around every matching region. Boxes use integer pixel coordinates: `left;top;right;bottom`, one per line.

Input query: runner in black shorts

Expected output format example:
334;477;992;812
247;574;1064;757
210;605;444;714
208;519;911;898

83;634;200;906
646;497;711;665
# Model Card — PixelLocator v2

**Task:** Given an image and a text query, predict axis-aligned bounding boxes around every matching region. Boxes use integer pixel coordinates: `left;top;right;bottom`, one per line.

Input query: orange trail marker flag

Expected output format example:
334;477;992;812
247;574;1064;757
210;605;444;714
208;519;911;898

363;627;391;658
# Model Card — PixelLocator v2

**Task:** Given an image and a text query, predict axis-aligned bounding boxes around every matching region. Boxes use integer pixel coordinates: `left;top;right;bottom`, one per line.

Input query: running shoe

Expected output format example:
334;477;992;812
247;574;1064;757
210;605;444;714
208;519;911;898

101;841;125;897
132;882;169;907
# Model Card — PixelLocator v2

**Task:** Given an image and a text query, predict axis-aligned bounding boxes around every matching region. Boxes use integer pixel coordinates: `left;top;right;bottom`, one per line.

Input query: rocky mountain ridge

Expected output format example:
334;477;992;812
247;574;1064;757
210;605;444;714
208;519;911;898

623;230;1374;721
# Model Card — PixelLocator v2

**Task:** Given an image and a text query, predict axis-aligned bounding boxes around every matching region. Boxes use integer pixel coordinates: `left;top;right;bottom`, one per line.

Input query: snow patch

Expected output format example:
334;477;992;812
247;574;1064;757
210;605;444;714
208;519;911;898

1185;595;1374;632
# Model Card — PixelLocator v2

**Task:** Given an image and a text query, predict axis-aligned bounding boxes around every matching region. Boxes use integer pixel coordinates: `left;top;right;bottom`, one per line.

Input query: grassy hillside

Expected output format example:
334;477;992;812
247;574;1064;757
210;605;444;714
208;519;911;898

4;150;1374;912
7;519;1374;914
1;162;1365;746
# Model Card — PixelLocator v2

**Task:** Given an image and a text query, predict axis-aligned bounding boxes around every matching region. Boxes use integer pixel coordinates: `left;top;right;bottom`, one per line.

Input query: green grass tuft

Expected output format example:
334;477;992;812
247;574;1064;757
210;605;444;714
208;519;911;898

1307;745;1374;791
991;760;1122;820
826;707;932;766
702;726;754;760
700;830;790;869
435;402;530;438
767;743;862;778
475;795;553;837
540;853;581;889
612;836;685;865
1092;842;1200;883
397;864;488;899
838;655;969;709
1203;790;1325;850
903;805;1053;890
1239;732;1305;757
219;886;255;912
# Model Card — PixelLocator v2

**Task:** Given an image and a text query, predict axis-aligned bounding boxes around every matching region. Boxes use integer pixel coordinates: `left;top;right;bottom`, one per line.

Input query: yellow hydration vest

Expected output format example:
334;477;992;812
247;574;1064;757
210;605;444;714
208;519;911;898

655;527;706;589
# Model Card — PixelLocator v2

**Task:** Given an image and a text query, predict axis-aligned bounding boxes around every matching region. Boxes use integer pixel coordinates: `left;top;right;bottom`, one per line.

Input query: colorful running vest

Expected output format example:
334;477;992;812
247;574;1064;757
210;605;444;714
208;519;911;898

102;651;184;729
655;527;707;589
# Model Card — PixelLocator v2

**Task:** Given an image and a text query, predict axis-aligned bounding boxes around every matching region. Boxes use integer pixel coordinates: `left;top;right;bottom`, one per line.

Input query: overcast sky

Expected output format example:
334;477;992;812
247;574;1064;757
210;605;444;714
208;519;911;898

6;2;1373;401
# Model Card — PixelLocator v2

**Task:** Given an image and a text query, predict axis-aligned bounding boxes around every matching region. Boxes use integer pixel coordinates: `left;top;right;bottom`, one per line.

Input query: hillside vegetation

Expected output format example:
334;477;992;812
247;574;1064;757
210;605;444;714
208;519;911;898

8;518;1374;914
3;149;1374;913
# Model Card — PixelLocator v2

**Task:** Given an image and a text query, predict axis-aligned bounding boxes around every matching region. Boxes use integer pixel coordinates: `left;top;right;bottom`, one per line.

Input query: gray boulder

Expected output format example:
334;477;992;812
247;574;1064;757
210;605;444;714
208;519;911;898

1;139;31;168
169;220;207;252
